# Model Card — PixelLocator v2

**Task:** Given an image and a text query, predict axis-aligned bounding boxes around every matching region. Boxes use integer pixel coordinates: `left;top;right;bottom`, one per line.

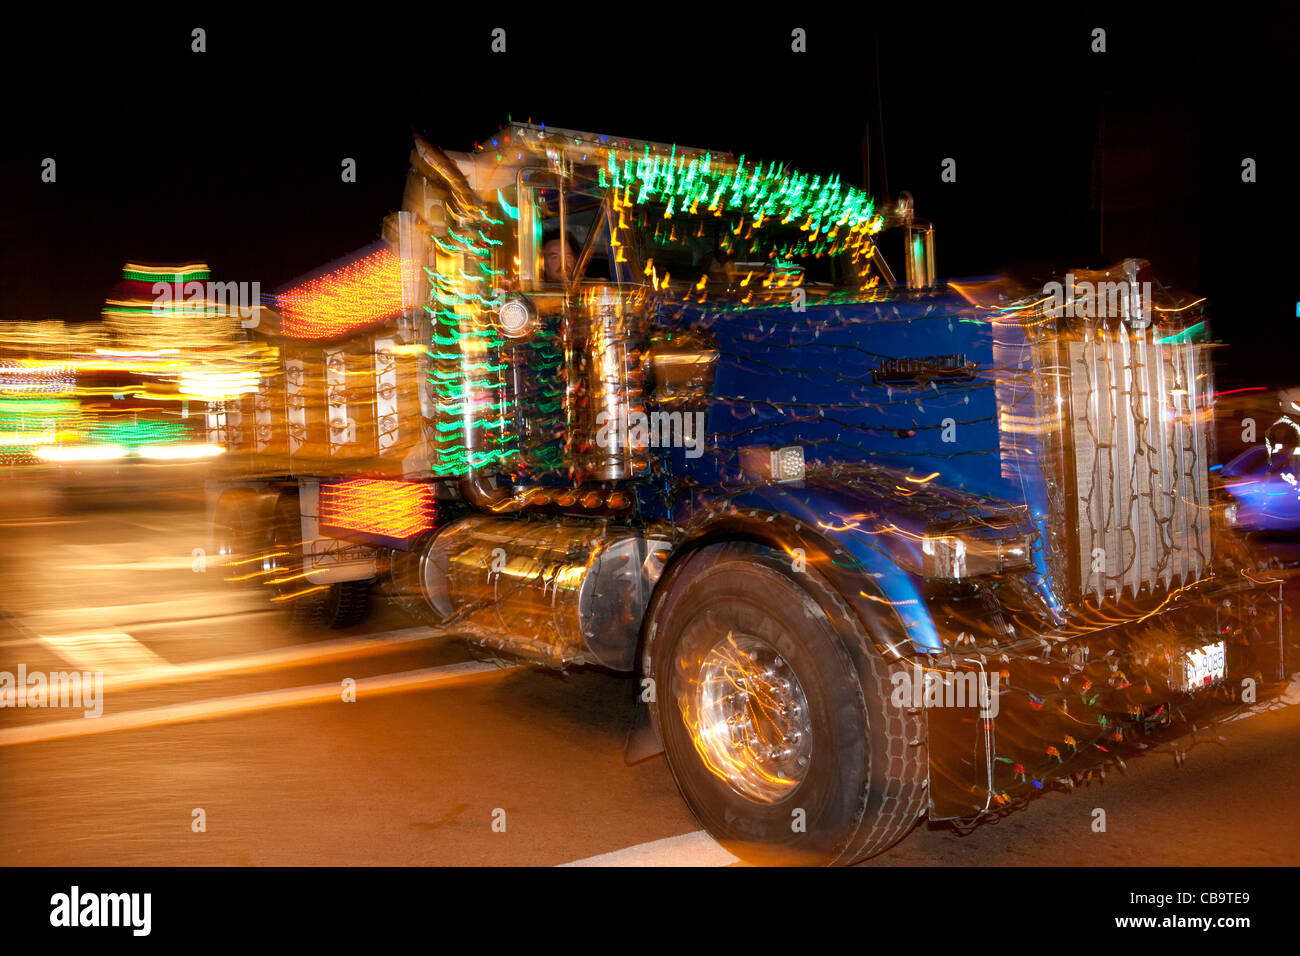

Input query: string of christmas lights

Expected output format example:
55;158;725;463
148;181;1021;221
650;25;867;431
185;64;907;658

276;248;408;340
319;478;435;539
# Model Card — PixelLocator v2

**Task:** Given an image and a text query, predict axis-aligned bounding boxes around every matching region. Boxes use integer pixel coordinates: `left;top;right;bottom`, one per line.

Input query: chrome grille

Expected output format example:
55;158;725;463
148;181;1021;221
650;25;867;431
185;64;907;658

1067;322;1212;603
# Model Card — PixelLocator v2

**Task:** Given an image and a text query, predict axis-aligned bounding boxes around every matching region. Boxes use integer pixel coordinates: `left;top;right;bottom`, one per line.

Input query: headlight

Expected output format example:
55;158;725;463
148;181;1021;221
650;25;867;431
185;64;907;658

497;296;535;338
1224;503;1238;527
922;529;1035;579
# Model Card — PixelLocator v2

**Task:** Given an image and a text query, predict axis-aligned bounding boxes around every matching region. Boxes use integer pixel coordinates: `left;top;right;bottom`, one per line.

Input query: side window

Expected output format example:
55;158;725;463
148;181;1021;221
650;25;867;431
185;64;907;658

518;168;621;290
575;203;615;283
518;169;568;290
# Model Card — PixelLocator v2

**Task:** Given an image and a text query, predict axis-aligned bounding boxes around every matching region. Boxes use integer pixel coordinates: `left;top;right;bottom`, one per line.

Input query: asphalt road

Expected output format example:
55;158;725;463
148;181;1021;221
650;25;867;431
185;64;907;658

1;473;1298;866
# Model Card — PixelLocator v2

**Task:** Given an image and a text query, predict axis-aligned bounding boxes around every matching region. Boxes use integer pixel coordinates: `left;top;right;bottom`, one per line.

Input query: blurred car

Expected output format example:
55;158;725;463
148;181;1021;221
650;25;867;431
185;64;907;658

1222;441;1300;532
1220;408;1300;567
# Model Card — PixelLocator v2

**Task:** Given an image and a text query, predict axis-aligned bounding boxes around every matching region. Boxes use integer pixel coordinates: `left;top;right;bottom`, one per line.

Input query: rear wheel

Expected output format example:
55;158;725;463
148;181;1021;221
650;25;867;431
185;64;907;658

298;580;371;630
268;494;372;630
212;489;275;586
648;545;928;865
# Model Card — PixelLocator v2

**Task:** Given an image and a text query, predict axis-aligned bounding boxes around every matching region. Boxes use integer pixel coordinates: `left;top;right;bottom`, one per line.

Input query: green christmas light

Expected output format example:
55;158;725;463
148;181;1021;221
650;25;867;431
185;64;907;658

607;146;879;237
121;267;210;283
88;419;191;447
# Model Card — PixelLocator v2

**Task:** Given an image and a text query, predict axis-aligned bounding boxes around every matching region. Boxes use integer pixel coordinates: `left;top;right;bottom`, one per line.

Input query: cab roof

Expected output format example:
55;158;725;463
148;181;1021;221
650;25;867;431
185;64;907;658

444;122;738;195
472;121;733;166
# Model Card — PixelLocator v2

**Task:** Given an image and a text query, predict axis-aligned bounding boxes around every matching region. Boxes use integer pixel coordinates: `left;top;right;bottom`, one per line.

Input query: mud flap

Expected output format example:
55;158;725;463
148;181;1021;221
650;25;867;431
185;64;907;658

920;663;996;820
623;678;664;765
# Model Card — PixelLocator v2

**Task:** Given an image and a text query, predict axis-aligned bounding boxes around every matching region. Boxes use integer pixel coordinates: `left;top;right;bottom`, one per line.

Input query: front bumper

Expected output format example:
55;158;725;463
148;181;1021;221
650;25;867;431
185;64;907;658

925;571;1293;819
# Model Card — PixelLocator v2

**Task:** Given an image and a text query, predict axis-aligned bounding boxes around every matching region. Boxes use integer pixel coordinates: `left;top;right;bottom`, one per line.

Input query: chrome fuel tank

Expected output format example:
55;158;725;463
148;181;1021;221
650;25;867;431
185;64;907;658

419;515;668;670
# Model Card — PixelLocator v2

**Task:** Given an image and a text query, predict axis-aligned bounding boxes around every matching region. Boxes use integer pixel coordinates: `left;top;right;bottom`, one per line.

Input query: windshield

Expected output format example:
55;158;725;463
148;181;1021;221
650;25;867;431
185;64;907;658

630;203;867;294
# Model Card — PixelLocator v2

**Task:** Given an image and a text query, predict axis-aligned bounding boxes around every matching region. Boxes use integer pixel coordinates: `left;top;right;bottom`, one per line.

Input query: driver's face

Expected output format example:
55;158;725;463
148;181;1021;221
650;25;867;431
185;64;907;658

543;239;574;282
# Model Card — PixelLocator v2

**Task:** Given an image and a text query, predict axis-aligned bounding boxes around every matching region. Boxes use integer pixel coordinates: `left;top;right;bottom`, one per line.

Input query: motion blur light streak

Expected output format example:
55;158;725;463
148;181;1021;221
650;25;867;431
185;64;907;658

135;443;225;460
33;444;129;461
178;370;262;399
319;479;435;539
275;247;409;339
0;360;76;395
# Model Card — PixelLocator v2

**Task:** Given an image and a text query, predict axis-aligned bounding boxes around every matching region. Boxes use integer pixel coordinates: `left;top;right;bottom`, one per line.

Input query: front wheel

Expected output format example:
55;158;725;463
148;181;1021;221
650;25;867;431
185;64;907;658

648;546;928;865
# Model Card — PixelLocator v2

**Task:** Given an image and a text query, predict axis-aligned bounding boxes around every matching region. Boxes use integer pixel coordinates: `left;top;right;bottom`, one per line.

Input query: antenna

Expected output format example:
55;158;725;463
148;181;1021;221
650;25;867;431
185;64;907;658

861;125;870;196
874;34;889;202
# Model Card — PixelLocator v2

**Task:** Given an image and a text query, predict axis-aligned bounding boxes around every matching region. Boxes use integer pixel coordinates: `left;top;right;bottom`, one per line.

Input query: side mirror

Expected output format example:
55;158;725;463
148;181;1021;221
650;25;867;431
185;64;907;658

905;222;936;289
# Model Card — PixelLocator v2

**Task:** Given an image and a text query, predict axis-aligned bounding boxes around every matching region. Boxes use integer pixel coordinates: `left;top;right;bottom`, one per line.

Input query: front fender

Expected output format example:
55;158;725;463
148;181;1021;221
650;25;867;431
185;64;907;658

668;480;946;655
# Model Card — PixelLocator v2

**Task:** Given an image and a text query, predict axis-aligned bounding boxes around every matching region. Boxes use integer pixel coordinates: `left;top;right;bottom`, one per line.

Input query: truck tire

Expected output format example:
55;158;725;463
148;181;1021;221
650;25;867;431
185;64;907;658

293;580;372;630
269;494;372;630
647;545;928;865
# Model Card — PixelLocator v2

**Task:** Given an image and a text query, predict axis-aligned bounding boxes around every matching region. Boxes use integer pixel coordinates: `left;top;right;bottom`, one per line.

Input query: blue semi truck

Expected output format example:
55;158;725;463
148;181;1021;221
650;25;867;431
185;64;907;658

208;123;1287;864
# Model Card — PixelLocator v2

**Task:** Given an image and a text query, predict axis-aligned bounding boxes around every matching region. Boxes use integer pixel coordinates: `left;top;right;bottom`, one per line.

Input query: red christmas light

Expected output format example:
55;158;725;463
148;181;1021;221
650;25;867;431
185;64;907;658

277;248;407;339
320;479;434;539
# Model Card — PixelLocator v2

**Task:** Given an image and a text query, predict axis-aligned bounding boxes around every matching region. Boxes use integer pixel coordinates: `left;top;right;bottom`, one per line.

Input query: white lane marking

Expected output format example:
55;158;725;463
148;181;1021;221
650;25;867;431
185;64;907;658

40;630;176;676
56;543;196;572
54;542;241;572
0;519;84;527
7;626;445;704
21;592;270;630
4;629;179;707
84;626;441;694
124;609;279;634
0;659;520;747
1222;672;1300;722
559;830;740;867
127;520;188;534
63;557;200;571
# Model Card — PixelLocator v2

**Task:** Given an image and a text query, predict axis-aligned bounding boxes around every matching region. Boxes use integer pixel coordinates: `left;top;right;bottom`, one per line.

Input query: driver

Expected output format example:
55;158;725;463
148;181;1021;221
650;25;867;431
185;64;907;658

543;235;579;283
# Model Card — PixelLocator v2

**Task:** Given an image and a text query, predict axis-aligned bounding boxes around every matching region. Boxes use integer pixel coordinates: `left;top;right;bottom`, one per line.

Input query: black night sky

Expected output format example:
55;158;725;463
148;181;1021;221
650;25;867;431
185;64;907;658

1;8;1294;392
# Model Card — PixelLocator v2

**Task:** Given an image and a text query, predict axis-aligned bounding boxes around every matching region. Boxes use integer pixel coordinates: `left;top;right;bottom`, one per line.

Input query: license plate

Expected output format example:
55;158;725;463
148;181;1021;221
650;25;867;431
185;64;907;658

1178;641;1226;691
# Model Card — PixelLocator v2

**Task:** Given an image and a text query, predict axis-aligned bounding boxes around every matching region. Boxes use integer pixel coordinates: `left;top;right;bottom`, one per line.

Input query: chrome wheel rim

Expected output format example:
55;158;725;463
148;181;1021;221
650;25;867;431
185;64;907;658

682;630;813;804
